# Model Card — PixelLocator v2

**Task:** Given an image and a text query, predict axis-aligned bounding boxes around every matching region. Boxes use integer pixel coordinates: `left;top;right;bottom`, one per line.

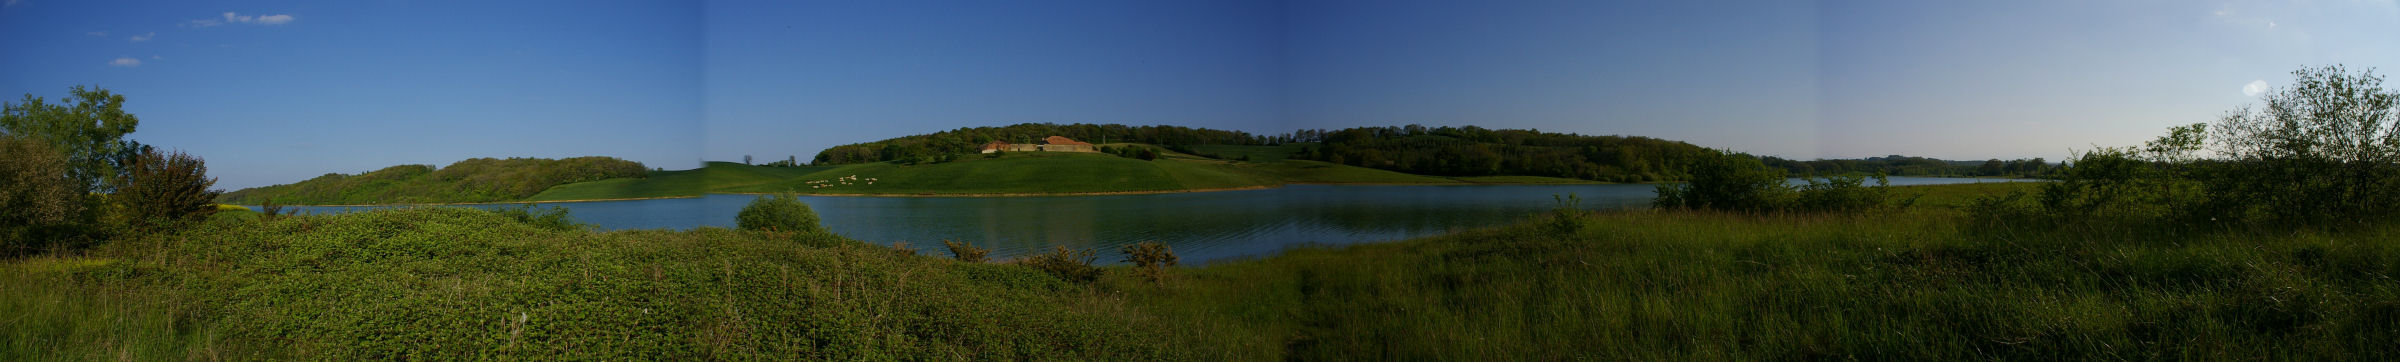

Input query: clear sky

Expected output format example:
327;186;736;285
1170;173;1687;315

4;1;2396;189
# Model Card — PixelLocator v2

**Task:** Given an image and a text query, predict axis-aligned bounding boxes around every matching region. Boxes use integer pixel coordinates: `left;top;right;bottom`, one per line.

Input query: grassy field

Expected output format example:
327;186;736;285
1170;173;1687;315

525;162;833;201
9;182;2396;358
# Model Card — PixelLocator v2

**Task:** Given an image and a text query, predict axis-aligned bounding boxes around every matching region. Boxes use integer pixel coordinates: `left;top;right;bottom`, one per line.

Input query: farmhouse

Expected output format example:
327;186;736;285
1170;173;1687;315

1041;136;1095;152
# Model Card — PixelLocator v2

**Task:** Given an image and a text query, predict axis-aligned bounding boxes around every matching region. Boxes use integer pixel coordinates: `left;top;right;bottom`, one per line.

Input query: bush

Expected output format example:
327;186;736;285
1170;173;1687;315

735;194;822;233
110;148;220;232
943;239;989;263
493;204;582;232
1022;246;1100;283
258;199;286;220
1549;193;1583;233
1793;173;1906;213
1653;150;1789;212
0;135;86;252
2203;65;2400;223
1119;242;1178;284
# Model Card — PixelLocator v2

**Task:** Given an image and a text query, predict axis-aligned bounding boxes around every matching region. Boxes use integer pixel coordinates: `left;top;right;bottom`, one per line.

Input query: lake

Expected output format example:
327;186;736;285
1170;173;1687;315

272;177;2033;264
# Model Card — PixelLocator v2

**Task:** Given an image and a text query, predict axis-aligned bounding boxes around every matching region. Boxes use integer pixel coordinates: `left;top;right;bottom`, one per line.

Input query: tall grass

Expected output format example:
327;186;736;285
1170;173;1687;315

1100;210;2400;359
9;183;2398;359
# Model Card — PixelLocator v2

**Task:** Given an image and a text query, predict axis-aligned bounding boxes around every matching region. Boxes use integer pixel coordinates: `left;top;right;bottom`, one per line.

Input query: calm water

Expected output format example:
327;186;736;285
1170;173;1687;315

273;177;2032;264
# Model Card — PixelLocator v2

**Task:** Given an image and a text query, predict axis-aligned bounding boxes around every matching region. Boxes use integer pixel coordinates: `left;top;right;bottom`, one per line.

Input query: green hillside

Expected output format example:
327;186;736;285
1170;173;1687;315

721;152;1281;195
525;162;833;201
218;157;648;205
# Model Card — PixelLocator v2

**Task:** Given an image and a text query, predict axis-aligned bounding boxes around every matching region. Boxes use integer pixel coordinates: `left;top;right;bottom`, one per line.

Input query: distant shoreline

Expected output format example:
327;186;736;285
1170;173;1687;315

727;185;1285;198
272;195;703;207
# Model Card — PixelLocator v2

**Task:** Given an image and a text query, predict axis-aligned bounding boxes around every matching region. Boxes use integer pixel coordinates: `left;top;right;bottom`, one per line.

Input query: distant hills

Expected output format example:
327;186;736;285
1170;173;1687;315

217;157;648;205
218;123;2046;205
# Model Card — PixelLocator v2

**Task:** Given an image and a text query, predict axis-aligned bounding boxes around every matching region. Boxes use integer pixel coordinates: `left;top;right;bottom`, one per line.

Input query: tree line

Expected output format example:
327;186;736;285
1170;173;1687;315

1290;125;1715;182
1761;155;2053;178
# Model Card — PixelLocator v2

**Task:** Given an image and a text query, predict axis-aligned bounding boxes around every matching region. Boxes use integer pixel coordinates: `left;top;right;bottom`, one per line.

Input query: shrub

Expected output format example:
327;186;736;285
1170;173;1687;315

111;148;221;232
1022;246;1100;283
1549;193;1583;233
258;199;286;220
891;241;917;256
0;134;86;252
943;239;989;263
1653;150;1789;212
1792;173;1900;213
1119;241;1178;284
735;194;822;233
494;204;582;232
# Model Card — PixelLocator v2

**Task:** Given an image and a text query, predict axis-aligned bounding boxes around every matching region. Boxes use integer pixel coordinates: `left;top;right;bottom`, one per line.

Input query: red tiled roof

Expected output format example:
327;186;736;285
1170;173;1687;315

1044;136;1091;146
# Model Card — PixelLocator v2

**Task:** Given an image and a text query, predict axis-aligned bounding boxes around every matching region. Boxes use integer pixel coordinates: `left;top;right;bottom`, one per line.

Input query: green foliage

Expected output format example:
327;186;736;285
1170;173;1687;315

1021;246;1100;284
0;135;85;253
1294;124;1711;181
1990;65;2400;227
1652;151;1790;212
943;240;989;263
2202;65;2400;223
257;199;286;220
0;86;142;193
1;208;1171;359
1118;242;1178;284
220;156;648;204
1108;209;2400;359
1657;151;1909;214
1549;193;1583;233
109;148;221;233
735;194;822;234
1763;154;2050;178
492;204;582;232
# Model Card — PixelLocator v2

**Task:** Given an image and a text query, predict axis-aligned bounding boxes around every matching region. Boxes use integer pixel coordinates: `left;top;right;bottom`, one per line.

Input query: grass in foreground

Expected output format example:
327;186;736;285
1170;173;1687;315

1116;209;2400;359
3;208;1168;359
18;183;2389;359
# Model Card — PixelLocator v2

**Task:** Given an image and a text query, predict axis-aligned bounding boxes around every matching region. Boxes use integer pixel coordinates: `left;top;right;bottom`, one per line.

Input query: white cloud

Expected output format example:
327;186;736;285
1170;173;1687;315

150;55;162;60
129;32;154;42
86;31;108;37
109;57;142;67
2244;80;2270;97
190;12;295;27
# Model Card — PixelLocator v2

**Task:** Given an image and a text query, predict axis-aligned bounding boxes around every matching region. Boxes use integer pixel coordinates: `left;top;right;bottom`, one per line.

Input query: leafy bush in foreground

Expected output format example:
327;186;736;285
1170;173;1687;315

735;194;821;234
110;148;221;232
944;240;989;262
1022;246;1100;283
1119;242;1178;284
492;204;582;232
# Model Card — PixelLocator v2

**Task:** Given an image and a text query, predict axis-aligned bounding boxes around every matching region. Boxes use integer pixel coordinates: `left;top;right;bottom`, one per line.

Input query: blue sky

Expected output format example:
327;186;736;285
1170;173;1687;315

4;1;2396;189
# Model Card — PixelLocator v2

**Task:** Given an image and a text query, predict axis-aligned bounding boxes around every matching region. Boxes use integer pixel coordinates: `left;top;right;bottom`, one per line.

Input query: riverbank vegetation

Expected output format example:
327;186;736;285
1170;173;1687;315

11;180;2397;359
218;156;648;205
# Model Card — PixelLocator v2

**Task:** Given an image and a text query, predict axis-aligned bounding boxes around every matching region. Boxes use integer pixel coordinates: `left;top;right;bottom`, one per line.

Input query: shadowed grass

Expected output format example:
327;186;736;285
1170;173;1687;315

1100;209;2400;359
